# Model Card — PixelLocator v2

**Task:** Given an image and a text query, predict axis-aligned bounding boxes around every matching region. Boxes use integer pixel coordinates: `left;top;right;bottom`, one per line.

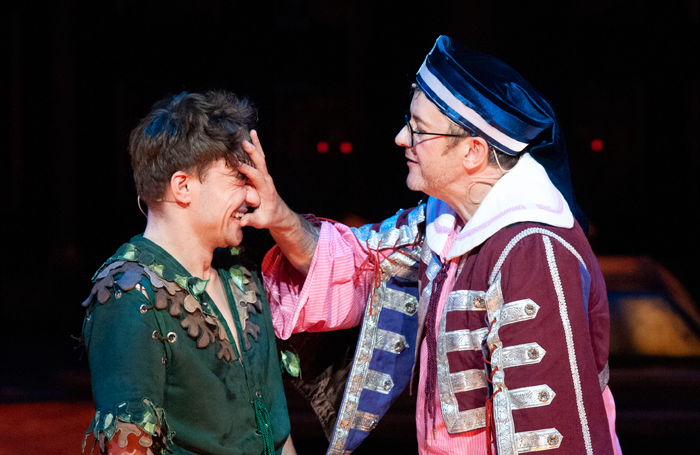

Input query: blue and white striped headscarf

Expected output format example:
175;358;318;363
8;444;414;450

416;36;587;232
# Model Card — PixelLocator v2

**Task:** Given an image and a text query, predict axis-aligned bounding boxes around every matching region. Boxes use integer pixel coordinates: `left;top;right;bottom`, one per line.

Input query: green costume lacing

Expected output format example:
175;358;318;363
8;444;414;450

253;395;275;455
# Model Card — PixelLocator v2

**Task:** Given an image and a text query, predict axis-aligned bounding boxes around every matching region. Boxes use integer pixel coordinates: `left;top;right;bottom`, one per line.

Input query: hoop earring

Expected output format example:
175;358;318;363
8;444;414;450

137;196;147;218
467;181;493;205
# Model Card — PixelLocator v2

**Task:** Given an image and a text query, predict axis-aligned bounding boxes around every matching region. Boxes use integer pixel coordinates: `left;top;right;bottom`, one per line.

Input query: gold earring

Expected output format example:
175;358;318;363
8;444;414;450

137;196;147;218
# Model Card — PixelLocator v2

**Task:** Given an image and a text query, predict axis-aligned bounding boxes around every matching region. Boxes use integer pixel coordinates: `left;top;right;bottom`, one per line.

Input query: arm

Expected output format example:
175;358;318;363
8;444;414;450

489;232;614;455
239;130;318;274
239;130;374;338
281;434;297;455
262;220;373;339
83;280;170;454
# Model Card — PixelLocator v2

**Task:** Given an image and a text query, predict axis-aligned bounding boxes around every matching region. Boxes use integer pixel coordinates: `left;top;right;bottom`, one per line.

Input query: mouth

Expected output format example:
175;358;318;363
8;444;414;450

232;212;245;219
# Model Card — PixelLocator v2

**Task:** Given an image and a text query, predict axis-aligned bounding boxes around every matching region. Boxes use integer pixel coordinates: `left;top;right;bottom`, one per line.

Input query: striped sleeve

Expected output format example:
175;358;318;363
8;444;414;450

262;221;373;339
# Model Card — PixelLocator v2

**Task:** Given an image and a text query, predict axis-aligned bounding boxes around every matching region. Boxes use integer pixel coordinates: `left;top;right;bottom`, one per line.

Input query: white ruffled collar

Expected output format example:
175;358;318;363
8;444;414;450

425;153;574;260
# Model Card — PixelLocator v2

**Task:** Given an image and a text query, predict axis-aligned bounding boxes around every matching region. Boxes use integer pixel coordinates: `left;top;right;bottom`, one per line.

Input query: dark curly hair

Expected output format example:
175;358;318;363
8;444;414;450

129;90;257;205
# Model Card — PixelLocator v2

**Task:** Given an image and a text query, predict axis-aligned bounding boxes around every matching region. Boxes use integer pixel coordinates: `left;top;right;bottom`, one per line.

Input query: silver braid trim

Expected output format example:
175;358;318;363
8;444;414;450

489;227;587;286
542;235;594;455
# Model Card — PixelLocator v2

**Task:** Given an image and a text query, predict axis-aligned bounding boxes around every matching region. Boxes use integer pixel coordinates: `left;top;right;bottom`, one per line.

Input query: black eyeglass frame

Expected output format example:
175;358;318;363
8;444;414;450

404;113;474;147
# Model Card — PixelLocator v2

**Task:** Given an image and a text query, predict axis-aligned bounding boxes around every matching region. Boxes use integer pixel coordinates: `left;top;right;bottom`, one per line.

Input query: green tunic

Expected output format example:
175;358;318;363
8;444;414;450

82;235;290;455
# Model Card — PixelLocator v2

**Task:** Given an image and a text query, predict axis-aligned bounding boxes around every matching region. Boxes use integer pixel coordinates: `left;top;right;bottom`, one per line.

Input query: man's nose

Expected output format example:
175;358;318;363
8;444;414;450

395;124;410;147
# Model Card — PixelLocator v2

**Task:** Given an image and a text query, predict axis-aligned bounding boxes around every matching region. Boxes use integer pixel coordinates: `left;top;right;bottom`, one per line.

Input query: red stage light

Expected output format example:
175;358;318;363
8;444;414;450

591;139;604;152
317;141;329;153
340;142;352;154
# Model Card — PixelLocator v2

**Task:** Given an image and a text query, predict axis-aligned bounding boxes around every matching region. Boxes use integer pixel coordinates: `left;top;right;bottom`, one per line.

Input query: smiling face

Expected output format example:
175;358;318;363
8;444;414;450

189;158;260;249
395;91;466;199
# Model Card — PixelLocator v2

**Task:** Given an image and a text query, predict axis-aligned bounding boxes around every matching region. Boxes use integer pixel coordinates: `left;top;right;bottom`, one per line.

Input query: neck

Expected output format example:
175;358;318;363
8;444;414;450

143;212;216;280
443;171;502;222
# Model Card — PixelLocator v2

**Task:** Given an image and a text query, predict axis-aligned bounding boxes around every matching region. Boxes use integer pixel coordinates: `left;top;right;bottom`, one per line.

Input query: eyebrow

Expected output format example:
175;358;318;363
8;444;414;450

411;112;432;129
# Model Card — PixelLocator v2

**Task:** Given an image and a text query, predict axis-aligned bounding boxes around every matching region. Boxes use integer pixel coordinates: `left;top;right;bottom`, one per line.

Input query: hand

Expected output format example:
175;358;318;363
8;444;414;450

240;130;319;273
239;130;294;231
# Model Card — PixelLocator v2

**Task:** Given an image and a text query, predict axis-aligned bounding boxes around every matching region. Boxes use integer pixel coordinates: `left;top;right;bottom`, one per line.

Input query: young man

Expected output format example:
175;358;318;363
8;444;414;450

240;37;621;454
81;91;291;455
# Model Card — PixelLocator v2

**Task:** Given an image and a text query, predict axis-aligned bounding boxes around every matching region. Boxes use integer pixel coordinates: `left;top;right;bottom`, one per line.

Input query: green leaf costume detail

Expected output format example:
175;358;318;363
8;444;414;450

149;263;165;278
119;244;138;261
83;398;171;453
174;274;189;291
190;277;209;296
281;350;301;378
229;265;246;293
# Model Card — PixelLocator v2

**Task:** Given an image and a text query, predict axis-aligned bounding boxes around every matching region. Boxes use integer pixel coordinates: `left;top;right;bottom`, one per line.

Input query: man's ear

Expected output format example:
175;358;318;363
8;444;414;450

463;137;490;173
170;171;193;205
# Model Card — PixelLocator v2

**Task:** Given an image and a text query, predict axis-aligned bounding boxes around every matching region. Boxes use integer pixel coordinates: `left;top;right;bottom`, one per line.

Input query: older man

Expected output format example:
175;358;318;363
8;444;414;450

241;36;620;455
81;91;291;455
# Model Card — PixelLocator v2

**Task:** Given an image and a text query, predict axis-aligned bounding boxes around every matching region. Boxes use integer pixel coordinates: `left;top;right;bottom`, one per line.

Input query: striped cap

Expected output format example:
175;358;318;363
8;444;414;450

416;36;552;156
416;36;588;232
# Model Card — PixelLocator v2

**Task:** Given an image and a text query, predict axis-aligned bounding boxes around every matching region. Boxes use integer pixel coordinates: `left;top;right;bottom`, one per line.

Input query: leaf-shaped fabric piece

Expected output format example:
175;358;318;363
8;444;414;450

180;309;217;348
96;275;116;304
247;301;262;314
149;263;165;279
86;398;172;455
166;291;186;318
281;350;301;378
116;264;146;291
190;278;209;296
118;244;138;261
229;266;246;293
174;275;188;291
114;421;153;448
242;320;261;350
183;295;201;313
95;260;126;281
154;289;169;312
138;251;155;267
217;340;236;362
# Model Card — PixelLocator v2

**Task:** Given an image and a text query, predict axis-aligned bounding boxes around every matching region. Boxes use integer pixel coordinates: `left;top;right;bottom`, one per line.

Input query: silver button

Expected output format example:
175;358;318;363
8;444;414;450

538;390;550;402
115;290;122;299
473;296;485;309
527;348;539;360
140;304;148;314
547;434;559;445
404;302;416;314
394;341;406;353
524;304;535;315
383;380;392;391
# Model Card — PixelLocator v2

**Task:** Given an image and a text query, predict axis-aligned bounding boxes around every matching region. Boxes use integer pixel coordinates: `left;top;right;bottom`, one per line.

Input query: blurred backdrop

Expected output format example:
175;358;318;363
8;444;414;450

2;0;699;453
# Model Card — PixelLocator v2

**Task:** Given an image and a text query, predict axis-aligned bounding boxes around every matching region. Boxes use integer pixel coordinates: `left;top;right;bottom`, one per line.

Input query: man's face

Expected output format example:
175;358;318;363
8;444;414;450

189;158;259;249
395;91;465;198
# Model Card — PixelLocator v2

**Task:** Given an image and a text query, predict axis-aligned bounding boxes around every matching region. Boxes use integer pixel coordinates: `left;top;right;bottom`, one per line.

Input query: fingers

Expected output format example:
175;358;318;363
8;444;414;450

250;130;264;157
238;162;262;185
242;130;268;173
240;209;264;228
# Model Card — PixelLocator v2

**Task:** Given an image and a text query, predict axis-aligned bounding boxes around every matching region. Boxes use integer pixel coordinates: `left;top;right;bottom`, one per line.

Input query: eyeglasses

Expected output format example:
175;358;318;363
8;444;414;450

404;113;473;147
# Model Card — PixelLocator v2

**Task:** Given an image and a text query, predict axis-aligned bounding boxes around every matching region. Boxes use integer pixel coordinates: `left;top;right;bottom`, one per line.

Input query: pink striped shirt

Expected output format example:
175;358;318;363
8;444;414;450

262;221;622;454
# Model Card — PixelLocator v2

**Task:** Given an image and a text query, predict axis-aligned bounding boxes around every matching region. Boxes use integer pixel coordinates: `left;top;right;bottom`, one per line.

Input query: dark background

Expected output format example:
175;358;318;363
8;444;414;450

2;0;699;453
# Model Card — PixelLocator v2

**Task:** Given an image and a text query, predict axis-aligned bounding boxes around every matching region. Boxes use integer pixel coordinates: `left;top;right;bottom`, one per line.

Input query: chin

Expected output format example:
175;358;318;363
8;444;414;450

405;176;424;193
